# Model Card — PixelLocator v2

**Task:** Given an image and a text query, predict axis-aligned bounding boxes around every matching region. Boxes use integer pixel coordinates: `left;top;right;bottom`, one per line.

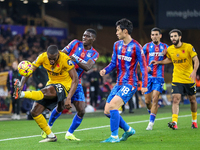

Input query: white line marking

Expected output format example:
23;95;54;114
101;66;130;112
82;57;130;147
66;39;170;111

0;114;196;142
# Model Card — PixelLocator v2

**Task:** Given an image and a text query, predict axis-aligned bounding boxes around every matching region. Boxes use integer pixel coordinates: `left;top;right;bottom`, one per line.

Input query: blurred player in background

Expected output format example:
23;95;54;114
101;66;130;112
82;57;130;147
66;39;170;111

151;29;199;130
99;18;148;143
41;29;99;141
143;27;168;130
14;45;78;142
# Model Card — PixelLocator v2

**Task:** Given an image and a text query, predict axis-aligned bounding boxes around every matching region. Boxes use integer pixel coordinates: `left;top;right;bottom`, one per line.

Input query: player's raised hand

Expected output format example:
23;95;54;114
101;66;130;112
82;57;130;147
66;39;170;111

99;69;106;76
141;87;148;95
150;60;159;65
189;70;196;82
64;97;72;109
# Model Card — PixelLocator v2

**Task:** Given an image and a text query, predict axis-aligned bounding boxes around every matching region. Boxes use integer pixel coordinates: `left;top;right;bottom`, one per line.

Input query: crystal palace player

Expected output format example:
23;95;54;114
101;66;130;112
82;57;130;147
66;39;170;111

41;29;99;141
143;27;168;130
99;18;148;143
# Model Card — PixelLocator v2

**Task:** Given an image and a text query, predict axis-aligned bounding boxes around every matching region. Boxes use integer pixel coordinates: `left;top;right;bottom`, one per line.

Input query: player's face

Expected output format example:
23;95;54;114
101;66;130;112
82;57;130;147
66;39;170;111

116;26;125;40
47;52;59;65
82;31;94;46
170;32;181;46
151;31;161;45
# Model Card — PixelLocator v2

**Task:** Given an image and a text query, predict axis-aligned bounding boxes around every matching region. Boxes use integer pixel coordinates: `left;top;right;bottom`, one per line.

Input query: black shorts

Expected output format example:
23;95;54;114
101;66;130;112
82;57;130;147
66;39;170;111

37;83;69;111
171;82;196;96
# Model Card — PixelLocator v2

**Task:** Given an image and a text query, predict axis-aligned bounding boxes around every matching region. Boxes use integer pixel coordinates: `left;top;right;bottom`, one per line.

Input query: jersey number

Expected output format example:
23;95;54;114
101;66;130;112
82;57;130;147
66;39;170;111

121;86;130;95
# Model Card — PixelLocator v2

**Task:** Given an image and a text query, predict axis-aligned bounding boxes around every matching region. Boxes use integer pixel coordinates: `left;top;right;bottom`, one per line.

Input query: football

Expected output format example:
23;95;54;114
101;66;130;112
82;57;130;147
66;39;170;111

18;61;33;77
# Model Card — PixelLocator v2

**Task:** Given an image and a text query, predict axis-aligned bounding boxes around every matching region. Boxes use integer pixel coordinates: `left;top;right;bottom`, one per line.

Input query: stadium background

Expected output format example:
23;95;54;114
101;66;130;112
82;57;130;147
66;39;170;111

0;0;200;116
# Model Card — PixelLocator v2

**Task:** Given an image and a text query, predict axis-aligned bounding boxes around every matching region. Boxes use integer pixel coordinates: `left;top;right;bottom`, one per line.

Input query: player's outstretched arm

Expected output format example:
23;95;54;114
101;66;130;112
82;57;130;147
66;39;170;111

65;67;78;109
71;56;95;71
20;65;38;90
150;57;172;65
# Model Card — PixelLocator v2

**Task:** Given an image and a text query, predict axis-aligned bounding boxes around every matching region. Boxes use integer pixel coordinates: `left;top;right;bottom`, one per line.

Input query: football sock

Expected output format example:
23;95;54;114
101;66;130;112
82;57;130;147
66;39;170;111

147;109;151;114
104;113;129;131
191;112;197;122
172;114;178;123
33;114;52;135
150;113;156;123
68;114;83;134
48;107;62;127
23;91;44;101
119;115;130;132
110;110;120;137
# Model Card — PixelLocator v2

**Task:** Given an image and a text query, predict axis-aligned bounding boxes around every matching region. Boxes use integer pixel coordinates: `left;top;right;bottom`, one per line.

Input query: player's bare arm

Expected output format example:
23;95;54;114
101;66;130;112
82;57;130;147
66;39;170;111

70;56;95;71
190;55;199;82
64;67;78;109
150;57;172;65
20;65;38;90
141;87;148;95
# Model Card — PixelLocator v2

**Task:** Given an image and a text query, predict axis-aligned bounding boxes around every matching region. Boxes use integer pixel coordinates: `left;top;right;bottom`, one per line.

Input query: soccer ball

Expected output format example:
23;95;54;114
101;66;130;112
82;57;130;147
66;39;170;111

18;61;33;77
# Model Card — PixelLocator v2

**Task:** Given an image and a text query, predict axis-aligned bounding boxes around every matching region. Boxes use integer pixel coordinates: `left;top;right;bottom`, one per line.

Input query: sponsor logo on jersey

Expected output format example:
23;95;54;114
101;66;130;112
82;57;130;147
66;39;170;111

149;52;164;56
117;55;132;62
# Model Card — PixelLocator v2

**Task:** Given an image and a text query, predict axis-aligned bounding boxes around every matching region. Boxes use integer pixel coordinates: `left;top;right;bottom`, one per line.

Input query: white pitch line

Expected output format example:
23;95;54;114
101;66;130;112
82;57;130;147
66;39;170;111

0;114;197;142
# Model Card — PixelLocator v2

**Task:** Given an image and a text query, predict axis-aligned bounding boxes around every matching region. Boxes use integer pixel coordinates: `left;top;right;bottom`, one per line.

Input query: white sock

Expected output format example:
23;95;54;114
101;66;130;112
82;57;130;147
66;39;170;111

127;127;131;132
192;120;197;123
48;132;55;138
111;135;118;139
20;91;25;98
66;131;72;136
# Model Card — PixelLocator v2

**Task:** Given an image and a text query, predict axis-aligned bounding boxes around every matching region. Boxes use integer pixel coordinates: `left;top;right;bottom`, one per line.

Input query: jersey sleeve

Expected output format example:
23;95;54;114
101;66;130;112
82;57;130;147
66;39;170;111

62;39;78;54
143;43;149;65
32;53;44;67
90;51;99;63
189;45;197;58
104;43;117;74
64;55;75;71
136;45;148;88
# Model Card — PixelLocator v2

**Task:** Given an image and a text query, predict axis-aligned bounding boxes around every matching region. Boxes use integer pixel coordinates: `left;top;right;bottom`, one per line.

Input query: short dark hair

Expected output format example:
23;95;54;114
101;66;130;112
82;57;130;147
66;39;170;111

151;27;161;34
169;29;182;36
86;28;97;37
116;18;133;35
47;45;58;54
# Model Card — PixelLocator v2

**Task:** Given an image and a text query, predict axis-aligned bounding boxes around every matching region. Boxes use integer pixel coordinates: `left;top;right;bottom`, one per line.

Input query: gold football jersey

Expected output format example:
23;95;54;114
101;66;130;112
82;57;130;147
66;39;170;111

166;42;197;83
32;51;74;91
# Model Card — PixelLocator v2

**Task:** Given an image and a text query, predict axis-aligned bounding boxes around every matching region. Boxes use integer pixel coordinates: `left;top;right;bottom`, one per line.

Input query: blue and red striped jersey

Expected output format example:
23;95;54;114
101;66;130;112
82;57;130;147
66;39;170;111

104;39;148;88
143;42;168;78
62;39;99;79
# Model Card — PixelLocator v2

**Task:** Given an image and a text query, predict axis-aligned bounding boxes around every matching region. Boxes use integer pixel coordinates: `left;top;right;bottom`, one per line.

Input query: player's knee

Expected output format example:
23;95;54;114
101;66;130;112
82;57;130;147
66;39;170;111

145;100;151;105
31;109;39;117
77;109;85;118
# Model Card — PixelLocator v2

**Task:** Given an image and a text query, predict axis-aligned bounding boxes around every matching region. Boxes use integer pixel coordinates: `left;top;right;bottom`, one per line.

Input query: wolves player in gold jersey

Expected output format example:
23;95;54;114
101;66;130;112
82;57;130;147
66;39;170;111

151;29;199;130
14;45;78;142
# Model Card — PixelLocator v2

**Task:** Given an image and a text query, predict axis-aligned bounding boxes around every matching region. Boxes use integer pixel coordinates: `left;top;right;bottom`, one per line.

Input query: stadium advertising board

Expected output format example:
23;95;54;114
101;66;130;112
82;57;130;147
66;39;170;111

157;0;200;29
0;25;67;41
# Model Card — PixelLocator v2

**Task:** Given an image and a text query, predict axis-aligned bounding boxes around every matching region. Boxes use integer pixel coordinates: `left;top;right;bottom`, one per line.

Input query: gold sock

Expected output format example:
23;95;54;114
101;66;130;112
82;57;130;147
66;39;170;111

191;112;197;121
24;91;44;101
172;114;178;123
33;114;51;135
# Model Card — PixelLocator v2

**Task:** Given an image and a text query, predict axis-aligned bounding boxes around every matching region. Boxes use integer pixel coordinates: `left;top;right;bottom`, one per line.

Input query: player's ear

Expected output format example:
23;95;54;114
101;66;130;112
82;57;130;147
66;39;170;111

160;34;162;38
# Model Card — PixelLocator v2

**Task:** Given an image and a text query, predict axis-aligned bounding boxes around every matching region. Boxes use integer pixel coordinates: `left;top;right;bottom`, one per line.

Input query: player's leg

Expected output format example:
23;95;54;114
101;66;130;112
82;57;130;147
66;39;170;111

65;85;85;141
188;94;198;128
145;93;152;114
168;93;181;130
146;90;160;130
14;80;57;101
65;101;85;141
145;79;153;114
168;83;183;130
101;96;123;143
31;102;57;142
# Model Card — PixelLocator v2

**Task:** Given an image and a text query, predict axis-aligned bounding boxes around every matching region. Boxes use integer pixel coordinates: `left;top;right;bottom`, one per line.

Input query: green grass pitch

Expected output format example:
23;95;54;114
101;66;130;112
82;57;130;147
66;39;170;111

0;104;200;150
